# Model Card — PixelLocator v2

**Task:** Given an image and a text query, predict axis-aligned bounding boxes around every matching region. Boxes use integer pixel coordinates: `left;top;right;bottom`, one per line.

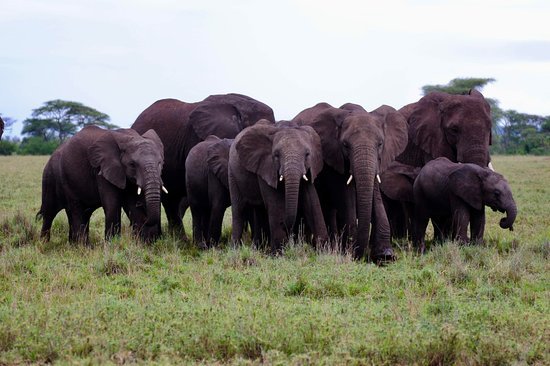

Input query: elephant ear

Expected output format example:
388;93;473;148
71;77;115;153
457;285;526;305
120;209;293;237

309;107;348;174
449;166;483;210
141;129;164;155
380;110;409;172
299;125;324;181
88;131;127;189
235;123;277;188
207;137;232;189
189;101;243;140
408;94;455;160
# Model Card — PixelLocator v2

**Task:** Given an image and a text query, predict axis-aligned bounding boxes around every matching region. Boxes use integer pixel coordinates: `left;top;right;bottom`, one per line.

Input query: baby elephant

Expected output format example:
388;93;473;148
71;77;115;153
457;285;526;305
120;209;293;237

185;136;233;248
413;157;516;252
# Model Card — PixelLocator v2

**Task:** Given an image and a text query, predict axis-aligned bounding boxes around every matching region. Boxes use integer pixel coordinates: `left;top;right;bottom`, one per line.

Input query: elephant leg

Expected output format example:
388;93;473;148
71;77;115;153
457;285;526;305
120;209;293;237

163;195;187;238
259;183;286;254
336;182;356;254
40;205;62;241
300;184;328;248
103;204;122;240
190;204;207;248
208;201;228;247
369;183;395;263
469;209;485;244
66;206;90;244
404;201;415;242
450;198;470;243
432;216;449;243
412;206;430;254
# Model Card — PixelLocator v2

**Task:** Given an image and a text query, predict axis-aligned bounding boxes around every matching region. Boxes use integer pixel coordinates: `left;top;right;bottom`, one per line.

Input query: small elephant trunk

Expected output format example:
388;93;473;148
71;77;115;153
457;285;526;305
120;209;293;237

499;200;517;231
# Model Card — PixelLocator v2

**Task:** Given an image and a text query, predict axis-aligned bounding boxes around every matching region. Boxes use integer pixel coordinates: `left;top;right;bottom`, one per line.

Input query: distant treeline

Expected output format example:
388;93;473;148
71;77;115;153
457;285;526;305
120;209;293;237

1;79;549;156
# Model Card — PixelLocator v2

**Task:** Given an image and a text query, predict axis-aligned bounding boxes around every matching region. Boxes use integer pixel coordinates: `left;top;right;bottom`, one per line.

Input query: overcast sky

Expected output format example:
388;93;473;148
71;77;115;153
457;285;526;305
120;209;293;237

1;0;549;136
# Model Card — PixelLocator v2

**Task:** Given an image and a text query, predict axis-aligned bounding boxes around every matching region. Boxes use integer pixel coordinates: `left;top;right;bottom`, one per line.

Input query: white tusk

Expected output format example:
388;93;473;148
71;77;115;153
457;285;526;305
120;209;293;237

376;174;381;184
137;187;141;195
162;185;168;194
279;175;283;182
488;162;494;171
347;175;353;185
302;174;308;181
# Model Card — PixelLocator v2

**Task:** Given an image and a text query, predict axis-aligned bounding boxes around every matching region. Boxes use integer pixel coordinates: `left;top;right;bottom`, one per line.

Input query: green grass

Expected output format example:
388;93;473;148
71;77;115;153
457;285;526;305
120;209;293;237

0;155;549;365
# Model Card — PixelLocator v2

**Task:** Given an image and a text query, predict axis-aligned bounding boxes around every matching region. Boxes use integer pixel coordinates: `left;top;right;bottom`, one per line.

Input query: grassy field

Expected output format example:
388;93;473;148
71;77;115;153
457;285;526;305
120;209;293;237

0;155;548;365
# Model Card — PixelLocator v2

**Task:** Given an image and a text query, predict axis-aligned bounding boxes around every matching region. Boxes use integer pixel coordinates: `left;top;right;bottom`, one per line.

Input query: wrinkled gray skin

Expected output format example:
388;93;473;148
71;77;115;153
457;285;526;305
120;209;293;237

380;161;421;241
413;157;517;252
38;126;165;244
293;103;408;262
186;136;233;247
229;120;328;253
132;93;275;238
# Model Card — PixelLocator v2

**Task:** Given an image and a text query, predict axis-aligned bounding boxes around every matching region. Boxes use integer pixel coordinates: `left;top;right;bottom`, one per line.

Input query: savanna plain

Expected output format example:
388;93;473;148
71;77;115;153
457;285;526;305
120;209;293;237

0;155;548;365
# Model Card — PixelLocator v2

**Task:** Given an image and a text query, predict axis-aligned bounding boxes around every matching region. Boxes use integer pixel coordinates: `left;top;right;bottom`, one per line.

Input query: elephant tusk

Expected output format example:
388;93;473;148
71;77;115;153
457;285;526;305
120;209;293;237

488;161;495;171
302;174;308;182
279;175;284;182
347;175;353;185
162;185;168;194
137;187;141;195
376;174;381;184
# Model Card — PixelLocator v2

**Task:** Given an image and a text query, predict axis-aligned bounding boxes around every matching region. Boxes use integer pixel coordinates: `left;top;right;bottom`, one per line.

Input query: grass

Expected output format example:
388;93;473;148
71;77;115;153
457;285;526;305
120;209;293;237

0;155;549;365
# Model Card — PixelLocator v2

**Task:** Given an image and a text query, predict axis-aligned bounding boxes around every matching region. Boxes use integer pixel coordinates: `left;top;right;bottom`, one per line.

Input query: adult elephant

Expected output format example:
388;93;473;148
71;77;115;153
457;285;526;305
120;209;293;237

397;90;493;167
185;136;233;247
293;103;408;262
131;93;275;236
229;120;327;253
38;126;165;243
413;157;516;252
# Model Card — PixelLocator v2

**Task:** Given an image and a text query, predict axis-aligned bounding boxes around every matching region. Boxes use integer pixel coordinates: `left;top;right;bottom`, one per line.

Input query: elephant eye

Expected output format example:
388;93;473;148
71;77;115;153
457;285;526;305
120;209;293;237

494;189;501;197
342;141;349;149
129;161;137;169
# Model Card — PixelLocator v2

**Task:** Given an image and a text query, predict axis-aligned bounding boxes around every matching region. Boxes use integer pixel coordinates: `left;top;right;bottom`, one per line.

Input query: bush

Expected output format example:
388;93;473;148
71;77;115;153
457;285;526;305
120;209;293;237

18;137;59;155
0;140;18;155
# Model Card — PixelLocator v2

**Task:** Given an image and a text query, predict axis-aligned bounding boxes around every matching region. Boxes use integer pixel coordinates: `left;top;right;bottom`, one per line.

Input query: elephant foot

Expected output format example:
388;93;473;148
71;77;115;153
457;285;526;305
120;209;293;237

371;247;396;265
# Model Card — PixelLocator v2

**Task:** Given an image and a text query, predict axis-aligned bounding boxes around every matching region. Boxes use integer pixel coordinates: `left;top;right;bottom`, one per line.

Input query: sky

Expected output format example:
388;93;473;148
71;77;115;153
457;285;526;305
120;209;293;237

1;0;550;136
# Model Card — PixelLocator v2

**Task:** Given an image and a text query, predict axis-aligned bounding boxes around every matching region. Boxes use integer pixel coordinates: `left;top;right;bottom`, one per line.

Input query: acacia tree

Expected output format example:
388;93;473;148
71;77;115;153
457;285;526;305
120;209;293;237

22;100;117;142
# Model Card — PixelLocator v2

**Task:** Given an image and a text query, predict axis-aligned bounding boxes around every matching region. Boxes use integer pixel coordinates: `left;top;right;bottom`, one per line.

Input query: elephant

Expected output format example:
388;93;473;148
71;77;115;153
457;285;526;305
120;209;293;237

379;161;421;241
38;125;165;244
293;103;408;262
0;116;4;139
131;93;275;238
412;157;517;252
397;89;493;168
185;135;233;247
387;90;495;243
228;120;328;253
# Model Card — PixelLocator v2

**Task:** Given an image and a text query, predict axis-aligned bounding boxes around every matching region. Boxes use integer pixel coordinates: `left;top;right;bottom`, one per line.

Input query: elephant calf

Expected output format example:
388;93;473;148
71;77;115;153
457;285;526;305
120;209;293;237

38;125;166;244
412;157;517;252
185;136;233;248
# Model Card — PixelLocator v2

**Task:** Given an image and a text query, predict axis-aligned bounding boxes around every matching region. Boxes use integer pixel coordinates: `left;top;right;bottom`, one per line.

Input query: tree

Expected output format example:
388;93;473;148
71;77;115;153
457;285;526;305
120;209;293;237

21;100;117;142
499;110;550;155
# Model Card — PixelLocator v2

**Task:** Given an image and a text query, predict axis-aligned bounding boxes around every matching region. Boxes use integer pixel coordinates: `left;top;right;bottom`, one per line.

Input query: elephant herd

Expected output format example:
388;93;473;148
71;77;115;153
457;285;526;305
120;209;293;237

38;91;517;262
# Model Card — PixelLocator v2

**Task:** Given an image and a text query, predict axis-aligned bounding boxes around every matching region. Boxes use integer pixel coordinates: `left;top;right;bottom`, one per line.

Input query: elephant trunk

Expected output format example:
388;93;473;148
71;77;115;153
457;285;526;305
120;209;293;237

283;166;302;232
352;146;376;259
143;164;162;229
460;145;489;167
499;200;517;231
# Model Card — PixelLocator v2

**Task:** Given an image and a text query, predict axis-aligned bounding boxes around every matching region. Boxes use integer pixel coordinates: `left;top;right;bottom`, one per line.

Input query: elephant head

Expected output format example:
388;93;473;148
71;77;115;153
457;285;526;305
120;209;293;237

88;128;165;240
400;89;493;167
297;103;408;258
449;164;517;231
235;120;324;231
188;93;276;144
